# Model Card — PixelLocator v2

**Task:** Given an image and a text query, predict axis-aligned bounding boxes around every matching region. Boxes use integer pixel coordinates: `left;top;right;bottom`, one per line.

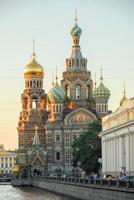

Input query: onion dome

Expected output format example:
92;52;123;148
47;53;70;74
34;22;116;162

48;82;65;103
93;82;111;101
71;23;82;37
71;11;82;37
24;52;44;78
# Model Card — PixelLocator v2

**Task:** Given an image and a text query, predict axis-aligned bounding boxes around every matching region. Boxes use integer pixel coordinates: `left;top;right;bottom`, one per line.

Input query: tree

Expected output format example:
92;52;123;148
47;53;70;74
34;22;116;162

72;119;102;174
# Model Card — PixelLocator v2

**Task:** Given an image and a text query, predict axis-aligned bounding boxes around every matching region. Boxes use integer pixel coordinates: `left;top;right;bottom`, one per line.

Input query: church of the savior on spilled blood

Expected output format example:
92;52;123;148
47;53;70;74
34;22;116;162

16;16;111;176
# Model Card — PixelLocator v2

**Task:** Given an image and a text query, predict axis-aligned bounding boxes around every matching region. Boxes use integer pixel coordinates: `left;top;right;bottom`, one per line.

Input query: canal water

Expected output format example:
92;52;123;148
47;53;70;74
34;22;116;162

0;185;76;200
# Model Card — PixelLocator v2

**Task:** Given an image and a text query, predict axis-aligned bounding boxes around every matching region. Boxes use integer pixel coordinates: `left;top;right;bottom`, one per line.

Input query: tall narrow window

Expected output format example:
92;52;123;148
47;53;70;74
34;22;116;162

65;85;70;98
30;81;32;87
105;105;107;111
56;135;60;142
76;85;81;100
56;152;60;161
23;97;28;110
32;97;37;109
56;105;58;112
87;85;90;99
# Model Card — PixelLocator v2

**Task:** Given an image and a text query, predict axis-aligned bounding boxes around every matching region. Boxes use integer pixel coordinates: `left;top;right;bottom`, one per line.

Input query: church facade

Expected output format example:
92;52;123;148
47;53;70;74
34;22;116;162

17;17;111;175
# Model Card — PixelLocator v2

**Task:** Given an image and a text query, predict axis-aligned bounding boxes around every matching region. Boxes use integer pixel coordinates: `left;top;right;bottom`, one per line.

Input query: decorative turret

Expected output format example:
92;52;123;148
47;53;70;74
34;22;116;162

18;41;46;147
93;68;110;116
66;12;87;71
47;72;65;121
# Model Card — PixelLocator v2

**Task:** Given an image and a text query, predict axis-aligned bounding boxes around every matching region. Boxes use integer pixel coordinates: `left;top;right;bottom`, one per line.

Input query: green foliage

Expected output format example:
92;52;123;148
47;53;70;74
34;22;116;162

72;119;102;174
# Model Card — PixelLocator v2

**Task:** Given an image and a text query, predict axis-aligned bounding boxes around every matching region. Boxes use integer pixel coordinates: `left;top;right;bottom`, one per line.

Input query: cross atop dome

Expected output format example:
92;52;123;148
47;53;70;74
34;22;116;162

75;9;78;23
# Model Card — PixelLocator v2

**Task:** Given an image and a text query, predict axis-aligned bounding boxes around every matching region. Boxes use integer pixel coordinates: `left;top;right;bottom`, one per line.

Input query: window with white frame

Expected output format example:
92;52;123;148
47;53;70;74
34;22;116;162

76;84;81;100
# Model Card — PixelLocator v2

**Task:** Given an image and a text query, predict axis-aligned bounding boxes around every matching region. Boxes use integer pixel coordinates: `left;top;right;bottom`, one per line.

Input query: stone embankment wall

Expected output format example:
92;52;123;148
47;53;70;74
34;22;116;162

11;179;32;186
33;178;134;200
11;177;134;200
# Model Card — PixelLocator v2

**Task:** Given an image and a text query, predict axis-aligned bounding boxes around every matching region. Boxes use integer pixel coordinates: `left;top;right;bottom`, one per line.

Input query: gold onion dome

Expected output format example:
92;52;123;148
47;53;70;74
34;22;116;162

48;82;65;103
24;52;44;78
93;82;111;101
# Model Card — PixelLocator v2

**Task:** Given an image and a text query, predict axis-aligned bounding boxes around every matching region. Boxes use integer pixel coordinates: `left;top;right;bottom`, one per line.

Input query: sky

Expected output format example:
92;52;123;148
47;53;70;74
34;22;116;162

0;0;134;149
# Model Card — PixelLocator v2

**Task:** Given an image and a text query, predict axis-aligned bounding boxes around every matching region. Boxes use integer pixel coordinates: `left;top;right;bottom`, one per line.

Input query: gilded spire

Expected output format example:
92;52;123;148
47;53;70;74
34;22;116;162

56;66;58;83
100;67;103;82
75;9;77;24
120;82;127;106
32;39;36;58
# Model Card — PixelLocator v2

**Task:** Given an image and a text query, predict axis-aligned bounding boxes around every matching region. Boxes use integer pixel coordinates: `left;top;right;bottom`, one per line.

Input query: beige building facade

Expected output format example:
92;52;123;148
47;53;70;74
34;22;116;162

100;96;134;176
0;145;17;174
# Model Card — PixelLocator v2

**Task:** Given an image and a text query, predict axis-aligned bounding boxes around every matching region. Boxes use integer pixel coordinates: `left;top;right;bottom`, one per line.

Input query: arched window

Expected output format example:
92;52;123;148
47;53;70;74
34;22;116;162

99;105;101;112
53;105;55;112
23;97;28;110
33;81;36;87
76;59;79;67
76;85;81;100
65;85;70;98
56;105;58;112
56;152;60;161
32;97;37;109
105;105;107;111
59;105;62;112
87;84;90;99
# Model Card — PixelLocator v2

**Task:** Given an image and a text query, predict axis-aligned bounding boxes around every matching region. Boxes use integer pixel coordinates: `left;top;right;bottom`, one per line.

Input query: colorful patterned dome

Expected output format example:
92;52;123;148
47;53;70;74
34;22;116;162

48;82;65;102
71;23;82;37
24;53;44;78
93;82;111;101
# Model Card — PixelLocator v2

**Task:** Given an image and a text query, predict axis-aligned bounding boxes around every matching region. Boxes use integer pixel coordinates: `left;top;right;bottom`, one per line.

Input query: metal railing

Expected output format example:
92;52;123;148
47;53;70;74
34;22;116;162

0;177;12;182
33;176;134;190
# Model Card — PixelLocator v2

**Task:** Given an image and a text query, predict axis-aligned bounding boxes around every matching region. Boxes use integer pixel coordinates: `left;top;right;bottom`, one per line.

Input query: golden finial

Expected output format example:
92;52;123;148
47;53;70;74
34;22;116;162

32;39;36;58
56;66;58;83
75;9;77;23
100;67;103;82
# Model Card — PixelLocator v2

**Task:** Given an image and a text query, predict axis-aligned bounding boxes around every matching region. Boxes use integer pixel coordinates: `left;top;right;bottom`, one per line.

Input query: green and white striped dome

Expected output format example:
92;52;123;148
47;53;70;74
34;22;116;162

48;82;65;102
71;23;82;37
93;82;110;101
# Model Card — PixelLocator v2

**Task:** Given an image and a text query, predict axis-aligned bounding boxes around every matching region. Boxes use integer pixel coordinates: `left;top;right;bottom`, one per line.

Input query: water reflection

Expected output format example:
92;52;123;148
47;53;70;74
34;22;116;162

0;185;75;200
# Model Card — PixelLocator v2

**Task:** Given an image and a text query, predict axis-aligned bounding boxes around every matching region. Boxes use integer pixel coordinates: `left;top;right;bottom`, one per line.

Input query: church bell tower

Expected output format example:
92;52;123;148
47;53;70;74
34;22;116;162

17;42;47;148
